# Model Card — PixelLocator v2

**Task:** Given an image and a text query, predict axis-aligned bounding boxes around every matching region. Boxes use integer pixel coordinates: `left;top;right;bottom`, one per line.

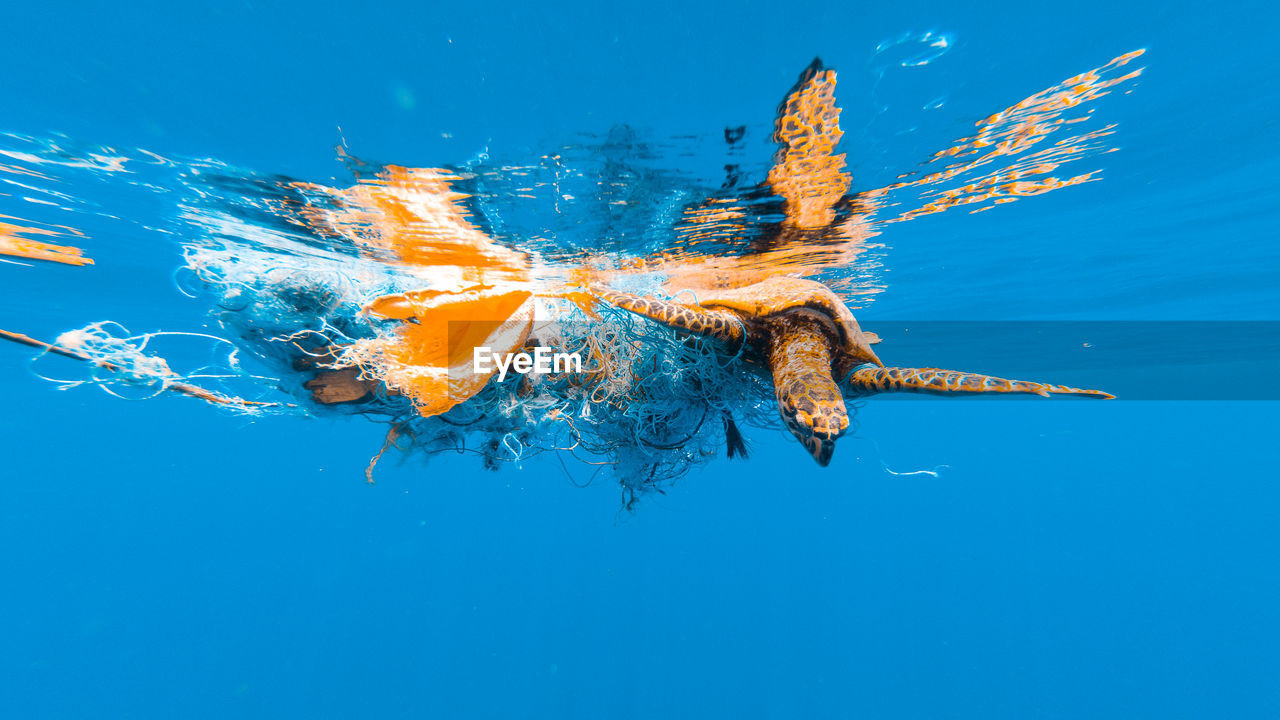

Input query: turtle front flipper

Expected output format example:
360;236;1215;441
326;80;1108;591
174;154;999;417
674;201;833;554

591;287;746;349
767;320;848;466
846;367;1114;399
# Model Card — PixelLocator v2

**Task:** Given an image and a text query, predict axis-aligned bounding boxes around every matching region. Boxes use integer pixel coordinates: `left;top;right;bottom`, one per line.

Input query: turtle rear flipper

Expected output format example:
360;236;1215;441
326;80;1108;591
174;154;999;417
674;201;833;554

305;368;379;404
722;412;749;460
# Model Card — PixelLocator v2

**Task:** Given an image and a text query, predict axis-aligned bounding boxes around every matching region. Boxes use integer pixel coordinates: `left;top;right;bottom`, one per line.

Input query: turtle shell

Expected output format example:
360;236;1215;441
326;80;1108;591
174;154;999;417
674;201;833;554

698;277;882;368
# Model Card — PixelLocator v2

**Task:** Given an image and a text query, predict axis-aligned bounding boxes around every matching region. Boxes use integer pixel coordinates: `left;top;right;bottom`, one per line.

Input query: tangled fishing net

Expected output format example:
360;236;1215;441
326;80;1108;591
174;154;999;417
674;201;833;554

179;227;778;507
29;320;281;406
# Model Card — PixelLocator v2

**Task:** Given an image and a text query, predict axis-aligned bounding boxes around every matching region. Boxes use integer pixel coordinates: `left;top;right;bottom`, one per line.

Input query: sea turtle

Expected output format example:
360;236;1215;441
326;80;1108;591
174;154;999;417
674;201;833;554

593;276;1112;466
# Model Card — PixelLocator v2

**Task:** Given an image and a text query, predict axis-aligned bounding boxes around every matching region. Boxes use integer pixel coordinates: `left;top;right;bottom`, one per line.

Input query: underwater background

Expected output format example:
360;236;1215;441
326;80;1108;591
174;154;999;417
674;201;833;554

2;1;1278;717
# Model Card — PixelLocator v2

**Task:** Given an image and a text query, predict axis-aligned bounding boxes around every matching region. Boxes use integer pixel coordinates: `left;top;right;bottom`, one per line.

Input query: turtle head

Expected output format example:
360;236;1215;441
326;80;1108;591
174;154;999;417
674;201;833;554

778;392;843;466
773;357;850;467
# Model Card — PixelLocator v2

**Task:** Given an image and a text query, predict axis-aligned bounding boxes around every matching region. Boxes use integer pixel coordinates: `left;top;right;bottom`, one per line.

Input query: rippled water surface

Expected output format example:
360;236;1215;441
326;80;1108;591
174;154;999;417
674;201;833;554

1;2;1277;717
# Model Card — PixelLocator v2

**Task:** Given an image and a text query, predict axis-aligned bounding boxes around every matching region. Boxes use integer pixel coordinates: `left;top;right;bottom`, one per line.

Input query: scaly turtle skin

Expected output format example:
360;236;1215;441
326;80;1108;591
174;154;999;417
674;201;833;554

593;277;1112;466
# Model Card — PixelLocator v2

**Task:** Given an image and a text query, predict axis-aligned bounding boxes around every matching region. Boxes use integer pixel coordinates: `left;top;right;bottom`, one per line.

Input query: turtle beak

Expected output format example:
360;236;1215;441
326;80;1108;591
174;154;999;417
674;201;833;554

775;408;842;466
805;436;836;467
784;421;841;466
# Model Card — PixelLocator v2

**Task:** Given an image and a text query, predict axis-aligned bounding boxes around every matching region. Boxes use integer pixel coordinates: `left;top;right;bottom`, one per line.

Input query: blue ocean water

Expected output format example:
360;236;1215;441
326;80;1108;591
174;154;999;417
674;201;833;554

2;1;1278;717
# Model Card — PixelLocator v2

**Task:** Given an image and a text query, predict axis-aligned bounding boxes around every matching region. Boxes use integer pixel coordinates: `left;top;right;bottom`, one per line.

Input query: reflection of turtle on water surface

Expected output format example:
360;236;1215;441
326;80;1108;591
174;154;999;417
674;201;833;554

595;277;1111;466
